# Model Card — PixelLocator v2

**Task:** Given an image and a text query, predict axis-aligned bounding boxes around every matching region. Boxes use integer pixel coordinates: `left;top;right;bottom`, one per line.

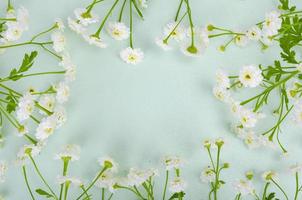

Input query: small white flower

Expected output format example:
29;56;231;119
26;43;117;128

0;161;7;183
163;22;185;42
74;8;99;26
83;34;107;48
233;180;255;196
16;143;43;165
127;168;158;186
35;116;57;140
292;101;302;125
239;65;263;88
98;157;118;172
155;37;173;51
51;31;66;53
120;47;144;64
263;11;282;36
213;86;231;102
95;172;116;193
169;177;187;193
234;34;248;47
53;106;67;128
180;43;203;57
215;69;230;89
16;7;29;31
38;95;56;114
200;166;215;183
59;54;76;82
55;82;70;104
163;156;184;171
246;26;262;41
68;17;86;34
289;164;302;174
54;18;65;31
237;107;259;128
199;28;210;47
107;22;130;40
17;124;29;137
16;93;35;122
54;144;80;161
262;170;277;181
56;175;83;187
3;23;24;42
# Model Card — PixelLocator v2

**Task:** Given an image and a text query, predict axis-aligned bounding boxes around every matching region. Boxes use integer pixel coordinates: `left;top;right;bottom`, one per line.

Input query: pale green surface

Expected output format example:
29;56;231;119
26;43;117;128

1;0;302;199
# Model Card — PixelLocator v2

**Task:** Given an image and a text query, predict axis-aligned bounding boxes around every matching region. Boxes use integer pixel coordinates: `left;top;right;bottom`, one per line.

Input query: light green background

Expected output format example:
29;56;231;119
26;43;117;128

1;0;302;199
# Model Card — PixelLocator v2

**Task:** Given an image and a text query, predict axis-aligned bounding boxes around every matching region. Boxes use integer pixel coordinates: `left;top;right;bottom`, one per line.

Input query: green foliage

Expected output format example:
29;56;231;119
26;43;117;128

279;0;296;11
35;188;54;198
169;192;185;200
5;93;17;113
265;192;280;200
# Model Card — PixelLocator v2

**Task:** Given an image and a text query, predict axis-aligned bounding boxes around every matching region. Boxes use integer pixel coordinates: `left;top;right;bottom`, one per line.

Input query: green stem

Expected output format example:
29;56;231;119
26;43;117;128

294;172;299;200
162;171;169;200
29;155;58;200
271;178;288;200
184;0;194;46
0;41;53;49
63;183;70;200
163;12;188;43
0;71;65;83
59;159;70;200
174;0;184;21
22;166;36;200
262;182;270;200
102;188;105;200
118;0;127;22
0;17;16;21
30;25;57;42
129;0;134;48
93;0;120;38
75;167;108;200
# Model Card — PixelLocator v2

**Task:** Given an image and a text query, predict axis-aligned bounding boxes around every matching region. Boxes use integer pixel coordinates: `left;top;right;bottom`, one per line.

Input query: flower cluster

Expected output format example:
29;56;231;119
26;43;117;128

68;0;146;64
155;0;209;57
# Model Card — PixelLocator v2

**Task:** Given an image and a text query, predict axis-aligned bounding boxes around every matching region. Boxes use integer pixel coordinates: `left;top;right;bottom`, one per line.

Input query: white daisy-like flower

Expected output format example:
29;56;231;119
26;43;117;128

56;175;83;187
120;47;144;64
68;17;86;34
163;22;186;42
53;106;67;128
54;144;81;161
98;157;118;172
261;31;274;46
51;31;66;53
155;37;173;51
38;95;56;114
54;18;65;31
127;168;158;186
169;177;187;193
83;34;107;48
35;116;57;141
262;170;277;181
213;86;231;103
74;8;99;26
55;82;70;104
3;23;24;42
246;26;262;41
16;6;29;31
243;131;260;149
107;22;130;40
292;101;302;125
0;161;7;183
180;43;203;57
238;65;263;88
59;54;76;82
234;34;248;47
200;166;215;183
233;180;255;196
289;164;302;174
16;93;35;122
17;124;29;137
163;156;184;171
16;143;43;165
216;69;230;89
95;172;116;193
263;11;282;36
237;107;259;128
199;27;210;47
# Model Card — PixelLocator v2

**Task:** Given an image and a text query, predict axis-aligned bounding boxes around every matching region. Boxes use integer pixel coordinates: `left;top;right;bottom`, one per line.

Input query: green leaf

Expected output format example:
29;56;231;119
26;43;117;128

18;51;38;73
168;192;185;200
132;0;144;19
5;93;17;113
35;188;53;198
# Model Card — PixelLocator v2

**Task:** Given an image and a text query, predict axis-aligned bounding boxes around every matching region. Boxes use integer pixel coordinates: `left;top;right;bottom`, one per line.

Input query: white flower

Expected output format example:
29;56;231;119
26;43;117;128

56;175;83;187
17;124;29;137
98;157;118;172
163;22;185;42
54;18;65;31
53;106;67;128
54;144;80;161
16;143;43;165
155;37;173;51
233;180;255;196
120;47;144;64
83;34;107;48
234;34;248;47
200;166;215;183
55;82;70;104
292;101;302;125
263;11;282;36
107;22;130;40
3;23;24;41
59;54;76;82
74;8;99;26
35;116;57;140
95;172;116;193
169;177;187;193
0;161;7;183
246;26;262;41
16;93;35;122
237;107;259;128
213;86;231;102
239;65;263;88
180;43;203;57
289;164;302;174
262;170;277;181
163;156;184;171
215;69;230;89
51;31;66;53
16;7;29;31
38;95;56;114
127;168;158;186
199;28;210;47
68;17;86;34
